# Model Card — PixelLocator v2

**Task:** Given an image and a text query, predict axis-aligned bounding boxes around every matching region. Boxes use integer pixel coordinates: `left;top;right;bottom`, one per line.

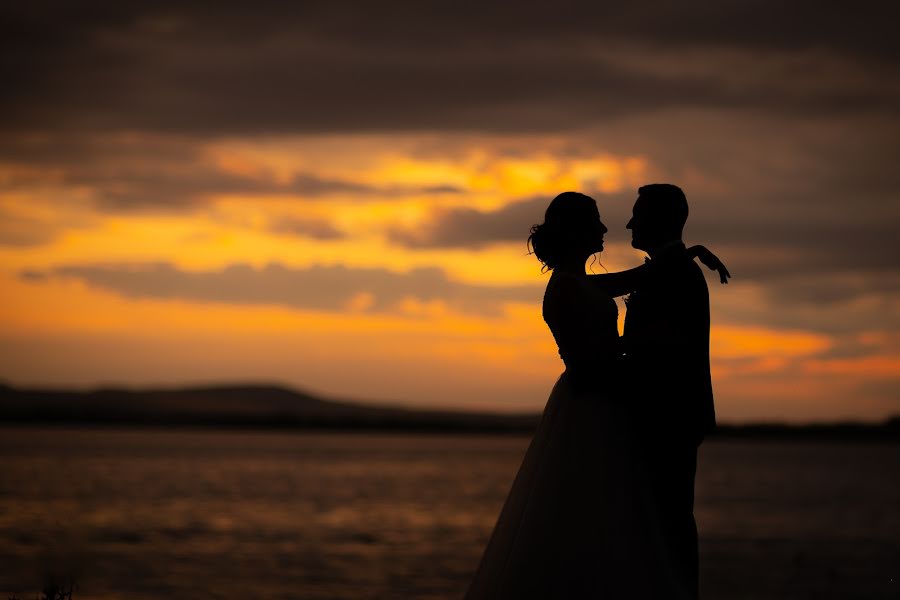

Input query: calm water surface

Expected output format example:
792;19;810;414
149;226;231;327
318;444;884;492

0;427;897;599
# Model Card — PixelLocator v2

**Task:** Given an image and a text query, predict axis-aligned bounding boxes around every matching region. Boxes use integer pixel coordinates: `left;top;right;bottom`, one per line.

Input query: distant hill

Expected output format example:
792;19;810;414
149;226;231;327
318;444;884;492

711;419;900;441
0;382;540;433
0;382;897;440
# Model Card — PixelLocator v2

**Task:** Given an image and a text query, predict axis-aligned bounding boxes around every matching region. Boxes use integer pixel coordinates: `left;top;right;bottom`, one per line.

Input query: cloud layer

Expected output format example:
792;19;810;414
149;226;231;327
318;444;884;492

2;2;899;135
23;262;541;316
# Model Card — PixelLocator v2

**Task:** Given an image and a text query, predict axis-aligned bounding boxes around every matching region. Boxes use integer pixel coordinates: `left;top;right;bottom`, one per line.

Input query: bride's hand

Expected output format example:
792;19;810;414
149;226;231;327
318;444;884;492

688;245;731;284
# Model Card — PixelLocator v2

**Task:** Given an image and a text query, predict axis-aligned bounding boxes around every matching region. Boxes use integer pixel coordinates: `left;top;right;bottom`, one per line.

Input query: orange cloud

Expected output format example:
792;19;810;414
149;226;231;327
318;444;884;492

206;136;647;211
801;356;900;378
711;325;833;359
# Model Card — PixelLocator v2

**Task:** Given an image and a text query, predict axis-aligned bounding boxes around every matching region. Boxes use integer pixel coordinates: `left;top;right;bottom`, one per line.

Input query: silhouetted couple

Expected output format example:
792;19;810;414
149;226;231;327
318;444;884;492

465;184;729;599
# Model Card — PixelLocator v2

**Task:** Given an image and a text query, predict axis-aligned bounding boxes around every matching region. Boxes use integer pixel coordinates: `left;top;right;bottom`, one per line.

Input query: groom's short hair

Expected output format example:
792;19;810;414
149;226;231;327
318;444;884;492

638;183;689;231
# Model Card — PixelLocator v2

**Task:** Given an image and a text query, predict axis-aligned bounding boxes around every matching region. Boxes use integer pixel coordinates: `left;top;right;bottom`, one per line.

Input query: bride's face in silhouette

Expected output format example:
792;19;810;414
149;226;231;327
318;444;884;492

569;206;608;261
593;213;608;255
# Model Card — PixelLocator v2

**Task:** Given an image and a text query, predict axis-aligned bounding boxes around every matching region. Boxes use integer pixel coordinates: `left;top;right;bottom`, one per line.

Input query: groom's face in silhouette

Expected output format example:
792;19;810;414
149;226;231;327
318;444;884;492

626;195;659;253
626;194;682;254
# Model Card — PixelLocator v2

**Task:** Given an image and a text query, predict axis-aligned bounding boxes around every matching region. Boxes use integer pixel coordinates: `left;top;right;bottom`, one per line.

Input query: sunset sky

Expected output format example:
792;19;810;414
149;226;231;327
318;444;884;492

2;2;898;422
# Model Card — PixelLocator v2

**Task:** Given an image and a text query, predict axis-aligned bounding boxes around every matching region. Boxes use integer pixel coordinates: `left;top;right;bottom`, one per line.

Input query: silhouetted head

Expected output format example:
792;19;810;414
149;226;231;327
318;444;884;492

626;183;688;254
528;191;607;271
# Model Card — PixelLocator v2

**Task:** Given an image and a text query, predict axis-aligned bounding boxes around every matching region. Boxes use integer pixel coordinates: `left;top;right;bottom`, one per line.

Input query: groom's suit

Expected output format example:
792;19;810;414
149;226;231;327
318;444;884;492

622;241;715;599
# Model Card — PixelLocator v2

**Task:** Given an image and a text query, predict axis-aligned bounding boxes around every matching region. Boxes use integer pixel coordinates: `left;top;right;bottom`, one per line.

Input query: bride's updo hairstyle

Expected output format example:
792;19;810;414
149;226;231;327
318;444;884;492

528;191;599;271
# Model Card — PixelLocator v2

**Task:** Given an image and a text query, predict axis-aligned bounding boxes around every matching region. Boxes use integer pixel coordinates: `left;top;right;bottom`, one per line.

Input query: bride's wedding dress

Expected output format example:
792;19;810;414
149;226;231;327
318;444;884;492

464;271;681;599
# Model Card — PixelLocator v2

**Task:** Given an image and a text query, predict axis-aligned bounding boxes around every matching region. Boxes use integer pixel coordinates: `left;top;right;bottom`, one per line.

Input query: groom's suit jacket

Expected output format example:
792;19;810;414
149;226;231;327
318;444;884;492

622;242;716;447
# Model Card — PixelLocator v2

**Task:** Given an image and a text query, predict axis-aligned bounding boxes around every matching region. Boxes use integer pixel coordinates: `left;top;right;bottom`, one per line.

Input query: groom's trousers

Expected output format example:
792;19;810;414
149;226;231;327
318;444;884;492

644;441;700;599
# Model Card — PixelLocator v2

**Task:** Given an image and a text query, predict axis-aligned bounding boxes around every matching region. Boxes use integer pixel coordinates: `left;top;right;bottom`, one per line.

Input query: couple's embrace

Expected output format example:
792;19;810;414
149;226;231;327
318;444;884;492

465;184;729;599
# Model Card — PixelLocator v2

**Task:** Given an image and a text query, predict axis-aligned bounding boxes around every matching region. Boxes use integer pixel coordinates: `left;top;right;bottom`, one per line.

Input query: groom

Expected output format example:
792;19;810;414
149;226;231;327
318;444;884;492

622;183;716;599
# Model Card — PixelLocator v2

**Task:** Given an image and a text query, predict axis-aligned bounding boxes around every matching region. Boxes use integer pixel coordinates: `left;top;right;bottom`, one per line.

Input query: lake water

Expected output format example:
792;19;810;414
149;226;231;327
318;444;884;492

0;427;897;599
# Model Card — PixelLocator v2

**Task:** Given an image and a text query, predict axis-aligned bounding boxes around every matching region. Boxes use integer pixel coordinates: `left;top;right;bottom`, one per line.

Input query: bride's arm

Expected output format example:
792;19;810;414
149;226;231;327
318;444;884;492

585;263;651;297
586;245;731;296
692;245;732;284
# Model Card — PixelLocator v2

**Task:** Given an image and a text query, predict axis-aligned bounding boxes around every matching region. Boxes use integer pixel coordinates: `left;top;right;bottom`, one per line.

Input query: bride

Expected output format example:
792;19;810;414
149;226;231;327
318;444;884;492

463;191;727;599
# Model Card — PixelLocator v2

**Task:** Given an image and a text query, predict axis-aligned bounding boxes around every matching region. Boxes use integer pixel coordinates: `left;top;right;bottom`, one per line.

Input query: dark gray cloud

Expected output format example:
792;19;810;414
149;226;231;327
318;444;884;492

0;215;61;247
763;273;900;307
266;217;344;241
387;195;551;249
0;202;99;248
1;2;898;135
75;168;376;210
21;262;542;315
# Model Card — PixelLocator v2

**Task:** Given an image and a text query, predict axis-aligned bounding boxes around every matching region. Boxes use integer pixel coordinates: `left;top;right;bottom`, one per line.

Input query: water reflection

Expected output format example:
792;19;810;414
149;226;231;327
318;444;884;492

0;428;897;599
